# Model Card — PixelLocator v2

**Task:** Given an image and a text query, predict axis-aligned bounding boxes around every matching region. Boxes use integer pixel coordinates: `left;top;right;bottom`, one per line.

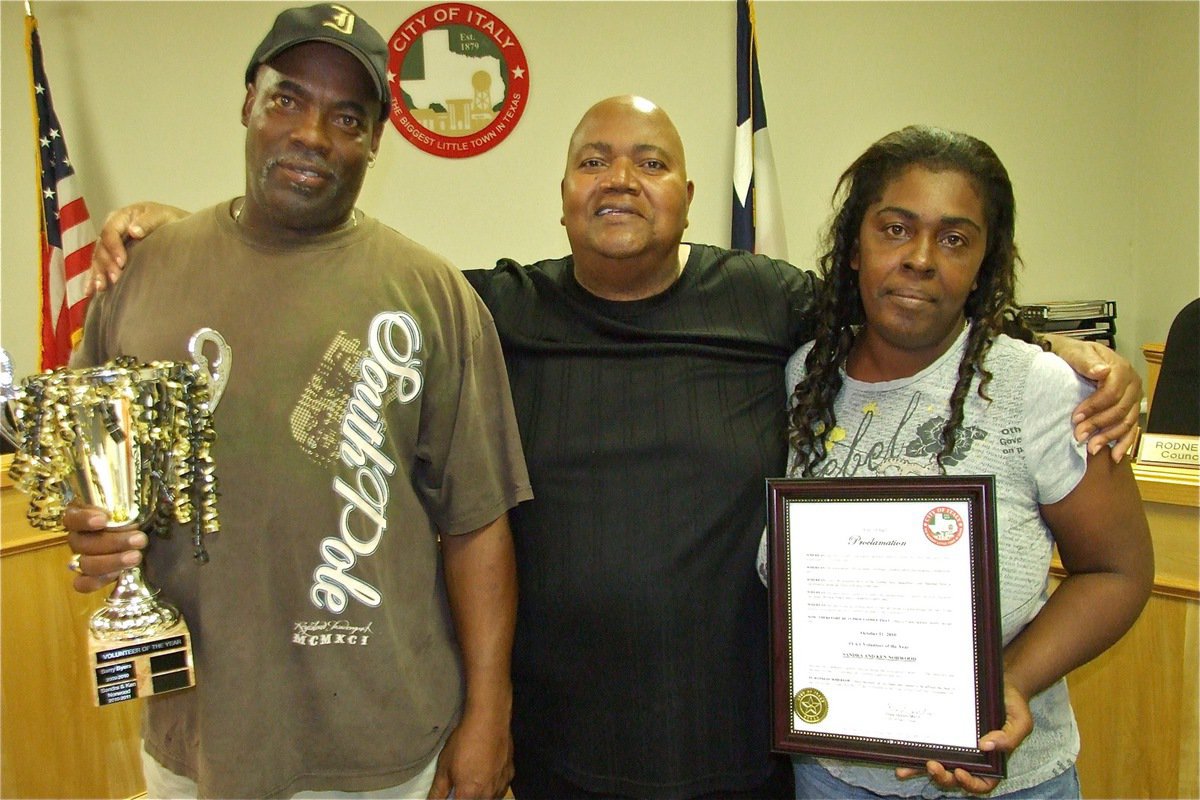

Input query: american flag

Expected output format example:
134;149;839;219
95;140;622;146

731;0;787;259
27;12;94;370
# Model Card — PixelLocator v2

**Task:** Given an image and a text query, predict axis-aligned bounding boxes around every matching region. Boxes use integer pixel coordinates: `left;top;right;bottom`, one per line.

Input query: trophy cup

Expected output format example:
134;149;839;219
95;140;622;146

1;330;229;706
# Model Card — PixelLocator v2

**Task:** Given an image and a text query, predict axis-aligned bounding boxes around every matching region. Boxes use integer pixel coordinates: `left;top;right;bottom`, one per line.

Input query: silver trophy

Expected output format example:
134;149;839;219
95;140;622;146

1;330;229;704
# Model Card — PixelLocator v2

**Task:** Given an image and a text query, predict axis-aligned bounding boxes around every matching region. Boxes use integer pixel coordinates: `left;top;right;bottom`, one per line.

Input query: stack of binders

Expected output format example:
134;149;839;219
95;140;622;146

1018;300;1117;348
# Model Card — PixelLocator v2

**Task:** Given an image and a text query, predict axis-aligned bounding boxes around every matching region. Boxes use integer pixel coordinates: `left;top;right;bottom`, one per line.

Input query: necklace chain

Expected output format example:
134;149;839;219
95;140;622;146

233;199;358;229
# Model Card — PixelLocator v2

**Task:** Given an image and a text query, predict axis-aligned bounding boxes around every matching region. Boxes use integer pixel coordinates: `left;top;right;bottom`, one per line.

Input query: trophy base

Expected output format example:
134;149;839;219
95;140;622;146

88;566;181;640
88;618;195;706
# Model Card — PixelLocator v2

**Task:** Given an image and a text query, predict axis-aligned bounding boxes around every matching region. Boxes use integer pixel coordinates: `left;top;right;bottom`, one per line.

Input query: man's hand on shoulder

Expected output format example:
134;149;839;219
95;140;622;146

1043;334;1143;462
88;202;191;295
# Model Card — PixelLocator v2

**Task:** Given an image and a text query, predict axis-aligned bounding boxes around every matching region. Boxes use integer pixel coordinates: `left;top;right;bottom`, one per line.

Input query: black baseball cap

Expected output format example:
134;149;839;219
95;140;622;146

246;3;391;120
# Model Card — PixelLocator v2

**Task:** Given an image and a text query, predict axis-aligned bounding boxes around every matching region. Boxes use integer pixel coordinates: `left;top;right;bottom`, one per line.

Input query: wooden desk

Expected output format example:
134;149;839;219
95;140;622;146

1;459;146;799
1053;463;1198;799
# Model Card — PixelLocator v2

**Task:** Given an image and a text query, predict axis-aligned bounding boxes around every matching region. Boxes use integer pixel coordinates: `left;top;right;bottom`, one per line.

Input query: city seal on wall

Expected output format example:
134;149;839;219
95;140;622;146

387;3;529;158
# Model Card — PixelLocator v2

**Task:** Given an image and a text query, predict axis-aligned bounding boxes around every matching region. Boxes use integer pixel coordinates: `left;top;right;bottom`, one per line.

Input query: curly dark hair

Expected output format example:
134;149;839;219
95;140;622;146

789;125;1040;476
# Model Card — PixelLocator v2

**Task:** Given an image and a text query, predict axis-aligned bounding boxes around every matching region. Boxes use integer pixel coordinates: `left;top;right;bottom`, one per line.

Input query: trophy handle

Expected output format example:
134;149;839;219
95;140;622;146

0;346;21;447
187;328;232;410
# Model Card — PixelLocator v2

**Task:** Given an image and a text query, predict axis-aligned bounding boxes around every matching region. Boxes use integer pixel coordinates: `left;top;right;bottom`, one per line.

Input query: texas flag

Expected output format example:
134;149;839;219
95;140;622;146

731;0;788;259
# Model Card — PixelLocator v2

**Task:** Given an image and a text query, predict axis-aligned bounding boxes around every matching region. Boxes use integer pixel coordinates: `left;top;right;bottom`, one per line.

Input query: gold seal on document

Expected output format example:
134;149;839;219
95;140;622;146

793;687;829;724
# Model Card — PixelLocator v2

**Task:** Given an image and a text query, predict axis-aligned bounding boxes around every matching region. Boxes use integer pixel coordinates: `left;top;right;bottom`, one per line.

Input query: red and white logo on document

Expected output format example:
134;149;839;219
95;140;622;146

922;506;964;547
387;3;529;158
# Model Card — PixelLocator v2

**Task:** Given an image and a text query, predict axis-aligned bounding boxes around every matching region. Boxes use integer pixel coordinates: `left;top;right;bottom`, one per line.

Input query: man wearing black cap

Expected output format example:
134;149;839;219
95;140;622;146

64;5;531;798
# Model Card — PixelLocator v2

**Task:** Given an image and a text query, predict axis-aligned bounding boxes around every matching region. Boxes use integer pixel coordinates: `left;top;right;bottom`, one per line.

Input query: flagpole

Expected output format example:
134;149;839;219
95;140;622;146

731;0;788;259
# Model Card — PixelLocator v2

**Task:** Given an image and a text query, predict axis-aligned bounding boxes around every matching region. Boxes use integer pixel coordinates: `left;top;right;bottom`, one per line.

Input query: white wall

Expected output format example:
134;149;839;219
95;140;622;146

1131;2;1200;361
3;0;1196;380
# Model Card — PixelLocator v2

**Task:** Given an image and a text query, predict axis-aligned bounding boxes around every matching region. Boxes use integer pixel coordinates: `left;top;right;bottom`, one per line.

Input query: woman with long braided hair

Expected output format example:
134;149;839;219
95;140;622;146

789;126;1031;478
766;126;1152;799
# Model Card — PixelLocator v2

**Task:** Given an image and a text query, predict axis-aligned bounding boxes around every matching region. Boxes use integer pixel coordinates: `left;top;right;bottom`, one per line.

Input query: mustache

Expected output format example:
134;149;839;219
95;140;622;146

259;153;337;186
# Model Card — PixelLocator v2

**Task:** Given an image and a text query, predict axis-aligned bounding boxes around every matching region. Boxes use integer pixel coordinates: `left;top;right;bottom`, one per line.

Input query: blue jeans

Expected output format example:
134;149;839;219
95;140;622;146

792;756;1081;799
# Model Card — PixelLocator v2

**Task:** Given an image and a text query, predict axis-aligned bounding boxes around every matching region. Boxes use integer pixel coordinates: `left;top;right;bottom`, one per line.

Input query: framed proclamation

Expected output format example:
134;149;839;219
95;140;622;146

767;475;1005;778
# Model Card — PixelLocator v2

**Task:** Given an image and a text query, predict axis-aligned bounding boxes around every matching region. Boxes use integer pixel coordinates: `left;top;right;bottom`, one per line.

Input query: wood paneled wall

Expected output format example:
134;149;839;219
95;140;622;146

2;467;145;799
1054;462;1199;799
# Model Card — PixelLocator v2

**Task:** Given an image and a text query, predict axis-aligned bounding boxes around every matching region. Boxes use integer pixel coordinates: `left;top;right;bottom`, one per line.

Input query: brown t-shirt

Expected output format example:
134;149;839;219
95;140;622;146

75;202;532;797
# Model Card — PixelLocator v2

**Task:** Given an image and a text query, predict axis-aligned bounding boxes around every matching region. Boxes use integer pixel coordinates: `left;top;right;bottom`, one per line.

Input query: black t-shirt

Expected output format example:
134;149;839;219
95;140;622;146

467;244;819;798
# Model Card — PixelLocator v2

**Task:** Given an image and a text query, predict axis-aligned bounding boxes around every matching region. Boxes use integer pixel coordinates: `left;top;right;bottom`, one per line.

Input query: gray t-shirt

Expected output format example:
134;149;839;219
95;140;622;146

760;329;1089;796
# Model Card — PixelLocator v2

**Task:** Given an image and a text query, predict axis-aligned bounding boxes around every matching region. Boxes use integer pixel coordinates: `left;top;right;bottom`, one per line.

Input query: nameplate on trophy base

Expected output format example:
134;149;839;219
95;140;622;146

88;619;195;706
